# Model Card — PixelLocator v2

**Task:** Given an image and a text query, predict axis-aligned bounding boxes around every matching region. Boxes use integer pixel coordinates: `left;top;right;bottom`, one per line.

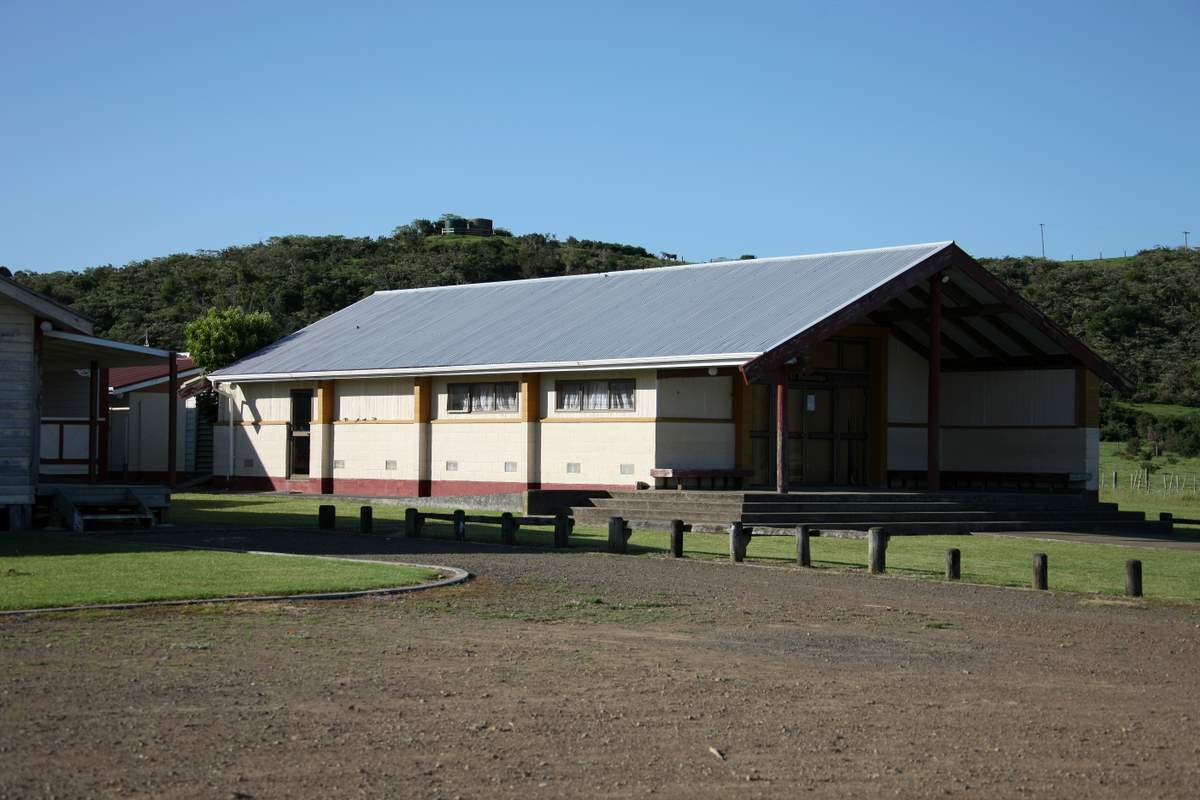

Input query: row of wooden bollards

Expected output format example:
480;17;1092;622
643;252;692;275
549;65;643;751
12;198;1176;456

317;504;573;547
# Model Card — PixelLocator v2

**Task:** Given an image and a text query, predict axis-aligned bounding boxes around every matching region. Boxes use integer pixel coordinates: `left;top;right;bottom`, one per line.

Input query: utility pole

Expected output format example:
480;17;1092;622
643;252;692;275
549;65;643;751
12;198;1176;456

1186;231;1191;249
1039;223;1046;259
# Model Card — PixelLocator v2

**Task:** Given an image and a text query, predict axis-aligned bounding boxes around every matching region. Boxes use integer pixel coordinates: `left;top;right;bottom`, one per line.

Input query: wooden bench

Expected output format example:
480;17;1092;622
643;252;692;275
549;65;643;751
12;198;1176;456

650;468;754;490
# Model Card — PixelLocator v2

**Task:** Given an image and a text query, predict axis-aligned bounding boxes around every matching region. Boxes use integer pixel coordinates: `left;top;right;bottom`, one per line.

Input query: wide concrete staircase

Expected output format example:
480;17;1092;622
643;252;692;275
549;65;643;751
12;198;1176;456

570;490;1172;535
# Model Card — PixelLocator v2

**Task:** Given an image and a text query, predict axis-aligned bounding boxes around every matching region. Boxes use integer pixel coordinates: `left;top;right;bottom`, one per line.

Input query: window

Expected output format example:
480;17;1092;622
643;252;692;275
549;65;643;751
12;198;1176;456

556;379;636;412
447;382;519;414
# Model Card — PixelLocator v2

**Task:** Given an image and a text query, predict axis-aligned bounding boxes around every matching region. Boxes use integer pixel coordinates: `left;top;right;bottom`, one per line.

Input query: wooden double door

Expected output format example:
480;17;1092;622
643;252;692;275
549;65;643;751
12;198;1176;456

749;338;874;488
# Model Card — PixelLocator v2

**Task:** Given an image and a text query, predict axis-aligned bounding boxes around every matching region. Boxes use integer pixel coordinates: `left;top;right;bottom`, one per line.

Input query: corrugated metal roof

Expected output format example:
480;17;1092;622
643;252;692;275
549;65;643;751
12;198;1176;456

213;241;953;379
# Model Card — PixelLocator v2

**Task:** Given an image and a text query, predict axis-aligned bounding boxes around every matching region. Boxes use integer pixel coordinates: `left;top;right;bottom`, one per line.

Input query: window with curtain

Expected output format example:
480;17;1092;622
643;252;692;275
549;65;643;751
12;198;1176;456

446;382;519;414
556;379;636;412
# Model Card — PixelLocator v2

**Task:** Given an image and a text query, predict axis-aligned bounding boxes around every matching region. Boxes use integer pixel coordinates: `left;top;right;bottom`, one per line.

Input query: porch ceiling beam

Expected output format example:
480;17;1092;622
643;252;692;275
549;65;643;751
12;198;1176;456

872;302;1010;323
867;312;928;359
887;296;973;361
935;282;1013;361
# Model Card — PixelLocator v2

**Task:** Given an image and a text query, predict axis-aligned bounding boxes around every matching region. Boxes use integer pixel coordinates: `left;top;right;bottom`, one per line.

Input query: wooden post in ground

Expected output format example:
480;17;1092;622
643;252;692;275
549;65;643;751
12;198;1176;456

607;516;627;554
775;368;789;494
500;512;516;545
167;352;178;489
359;505;373;534
868;527;887;574
946;548;961;580
670;519;685;558
404;507;420;538
797;525;812;567
1125;559;1143;598
87;359;99;483
1033;553;1048;590
729;521;749;563
553;513;570;547
318;504;335;530
452;509;466;541
927;276;941;491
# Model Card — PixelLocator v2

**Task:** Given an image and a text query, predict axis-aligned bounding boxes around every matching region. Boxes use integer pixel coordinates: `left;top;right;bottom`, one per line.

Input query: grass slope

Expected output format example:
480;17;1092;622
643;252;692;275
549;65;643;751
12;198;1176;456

173;492;1200;602
0;534;439;610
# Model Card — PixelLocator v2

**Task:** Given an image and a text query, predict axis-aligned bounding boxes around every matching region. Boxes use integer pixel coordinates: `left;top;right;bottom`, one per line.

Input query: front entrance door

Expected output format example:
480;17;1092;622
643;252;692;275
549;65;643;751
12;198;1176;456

288;389;314;477
749;337;874;488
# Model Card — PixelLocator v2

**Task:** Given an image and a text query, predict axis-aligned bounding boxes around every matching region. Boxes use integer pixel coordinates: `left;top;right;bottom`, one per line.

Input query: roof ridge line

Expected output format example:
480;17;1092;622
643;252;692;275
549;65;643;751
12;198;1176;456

371;241;957;297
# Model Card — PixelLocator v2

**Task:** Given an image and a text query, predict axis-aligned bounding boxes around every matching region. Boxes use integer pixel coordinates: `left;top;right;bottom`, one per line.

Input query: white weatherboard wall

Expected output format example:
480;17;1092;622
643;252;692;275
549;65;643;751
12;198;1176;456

333;378;417;484
886;336;1086;474
540;371;657;487
655;374;735;469
118;391;187;474
0;296;35;513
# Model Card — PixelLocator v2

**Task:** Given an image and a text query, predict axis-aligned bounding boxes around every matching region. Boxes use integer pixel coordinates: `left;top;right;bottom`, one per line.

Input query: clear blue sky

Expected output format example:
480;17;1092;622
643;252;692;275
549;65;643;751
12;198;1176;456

2;0;1196;272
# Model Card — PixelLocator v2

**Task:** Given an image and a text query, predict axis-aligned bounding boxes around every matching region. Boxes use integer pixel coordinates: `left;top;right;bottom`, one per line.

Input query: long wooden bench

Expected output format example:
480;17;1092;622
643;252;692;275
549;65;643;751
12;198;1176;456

888;470;1089;492
650;468;754;490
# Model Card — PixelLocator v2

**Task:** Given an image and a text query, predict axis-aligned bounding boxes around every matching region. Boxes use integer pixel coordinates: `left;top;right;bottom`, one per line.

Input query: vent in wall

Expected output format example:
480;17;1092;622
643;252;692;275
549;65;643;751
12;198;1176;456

384;460;397;471
504;461;518;473
620;463;635;475
566;462;581;474
445;461;458;472
333;460;345;469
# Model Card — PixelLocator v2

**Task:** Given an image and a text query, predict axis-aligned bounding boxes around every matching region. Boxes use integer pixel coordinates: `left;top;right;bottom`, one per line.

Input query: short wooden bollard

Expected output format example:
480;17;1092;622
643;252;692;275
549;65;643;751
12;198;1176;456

453;509;466;541
1160;512;1174;528
670;519;685;558
607;516;627;554
797;525;812;567
404;507;422;538
946;548;961;580
1033;553;1048;590
729;521;749;563
1125;559;1143;598
359;505;373;534
553;513;571;548
318;504;336;530
867;527;887;574
499;512;516;545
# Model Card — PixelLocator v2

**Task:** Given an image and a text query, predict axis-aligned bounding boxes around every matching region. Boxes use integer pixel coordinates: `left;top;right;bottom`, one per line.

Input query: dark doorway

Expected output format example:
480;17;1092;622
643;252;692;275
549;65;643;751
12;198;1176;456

289;389;314;477
750;337;874;488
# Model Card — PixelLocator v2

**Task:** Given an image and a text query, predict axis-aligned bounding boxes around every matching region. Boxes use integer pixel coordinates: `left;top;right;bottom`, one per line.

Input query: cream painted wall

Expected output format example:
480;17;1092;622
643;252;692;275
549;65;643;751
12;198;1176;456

539;421;655;486
654;422;734;469
887;336;927;423
119;391;187;472
430;421;530;483
332;423;419;480
213;419;288;478
218;380;315;423
942;369;1075;426
336;378;412;421
657;375;731;419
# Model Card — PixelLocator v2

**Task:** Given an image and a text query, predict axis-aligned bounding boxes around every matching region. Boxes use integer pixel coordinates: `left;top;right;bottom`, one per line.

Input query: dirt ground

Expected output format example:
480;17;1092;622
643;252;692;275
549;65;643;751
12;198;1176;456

2;529;1199;799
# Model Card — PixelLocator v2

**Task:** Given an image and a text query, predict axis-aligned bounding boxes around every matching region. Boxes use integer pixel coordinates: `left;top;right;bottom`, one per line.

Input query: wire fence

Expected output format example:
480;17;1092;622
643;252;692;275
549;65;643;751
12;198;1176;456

1110;470;1200;496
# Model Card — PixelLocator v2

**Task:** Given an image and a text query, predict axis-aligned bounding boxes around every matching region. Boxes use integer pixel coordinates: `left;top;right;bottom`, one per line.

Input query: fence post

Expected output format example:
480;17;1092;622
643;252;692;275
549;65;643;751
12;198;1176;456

1125;559;1143;598
670;519;685;558
453;509;466;542
729;521;749;563
404;507;421;538
318;504;336;530
359;505;373;534
553;513;570;547
500;511;516;545
797;525;812;567
607;516;627;554
1033;553;1048;590
868;527;887;574
1160;512;1174;530
946;547;961;580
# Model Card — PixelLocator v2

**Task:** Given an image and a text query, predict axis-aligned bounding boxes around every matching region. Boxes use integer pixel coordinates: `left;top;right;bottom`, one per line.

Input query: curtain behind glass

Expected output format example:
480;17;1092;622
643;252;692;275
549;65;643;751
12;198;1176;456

471;383;496;412
610;380;635;410
495;382;518;412
584;381;609;410
558;382;583;411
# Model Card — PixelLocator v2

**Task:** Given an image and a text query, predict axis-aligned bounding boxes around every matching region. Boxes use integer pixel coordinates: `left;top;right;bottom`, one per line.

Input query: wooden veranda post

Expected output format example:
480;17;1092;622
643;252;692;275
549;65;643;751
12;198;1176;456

87;359;98;483
775;367;789;494
927;276;942;491
167;352;178;488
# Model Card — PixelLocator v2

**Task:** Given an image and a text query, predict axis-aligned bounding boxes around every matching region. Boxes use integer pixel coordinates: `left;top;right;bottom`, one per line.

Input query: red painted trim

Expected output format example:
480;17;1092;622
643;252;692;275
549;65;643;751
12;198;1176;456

213;476;635;496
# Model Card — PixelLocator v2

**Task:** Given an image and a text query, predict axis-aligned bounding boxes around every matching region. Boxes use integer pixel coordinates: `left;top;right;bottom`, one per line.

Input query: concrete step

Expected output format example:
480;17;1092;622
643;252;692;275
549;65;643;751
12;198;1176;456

740;510;1146;524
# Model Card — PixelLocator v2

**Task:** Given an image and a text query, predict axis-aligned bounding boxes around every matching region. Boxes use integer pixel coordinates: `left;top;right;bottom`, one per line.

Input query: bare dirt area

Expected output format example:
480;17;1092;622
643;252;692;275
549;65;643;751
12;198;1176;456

2;529;1199;799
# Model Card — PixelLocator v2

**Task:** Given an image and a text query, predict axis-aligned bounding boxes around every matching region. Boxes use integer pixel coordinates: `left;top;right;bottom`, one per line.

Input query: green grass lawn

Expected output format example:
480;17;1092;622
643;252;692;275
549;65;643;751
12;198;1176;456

1098;441;1200;535
173;492;1200;602
0;534;440;611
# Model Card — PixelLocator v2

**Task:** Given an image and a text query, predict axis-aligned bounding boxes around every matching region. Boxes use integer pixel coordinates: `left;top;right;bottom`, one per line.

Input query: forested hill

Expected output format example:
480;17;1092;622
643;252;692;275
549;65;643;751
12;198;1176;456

9;225;1200;405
